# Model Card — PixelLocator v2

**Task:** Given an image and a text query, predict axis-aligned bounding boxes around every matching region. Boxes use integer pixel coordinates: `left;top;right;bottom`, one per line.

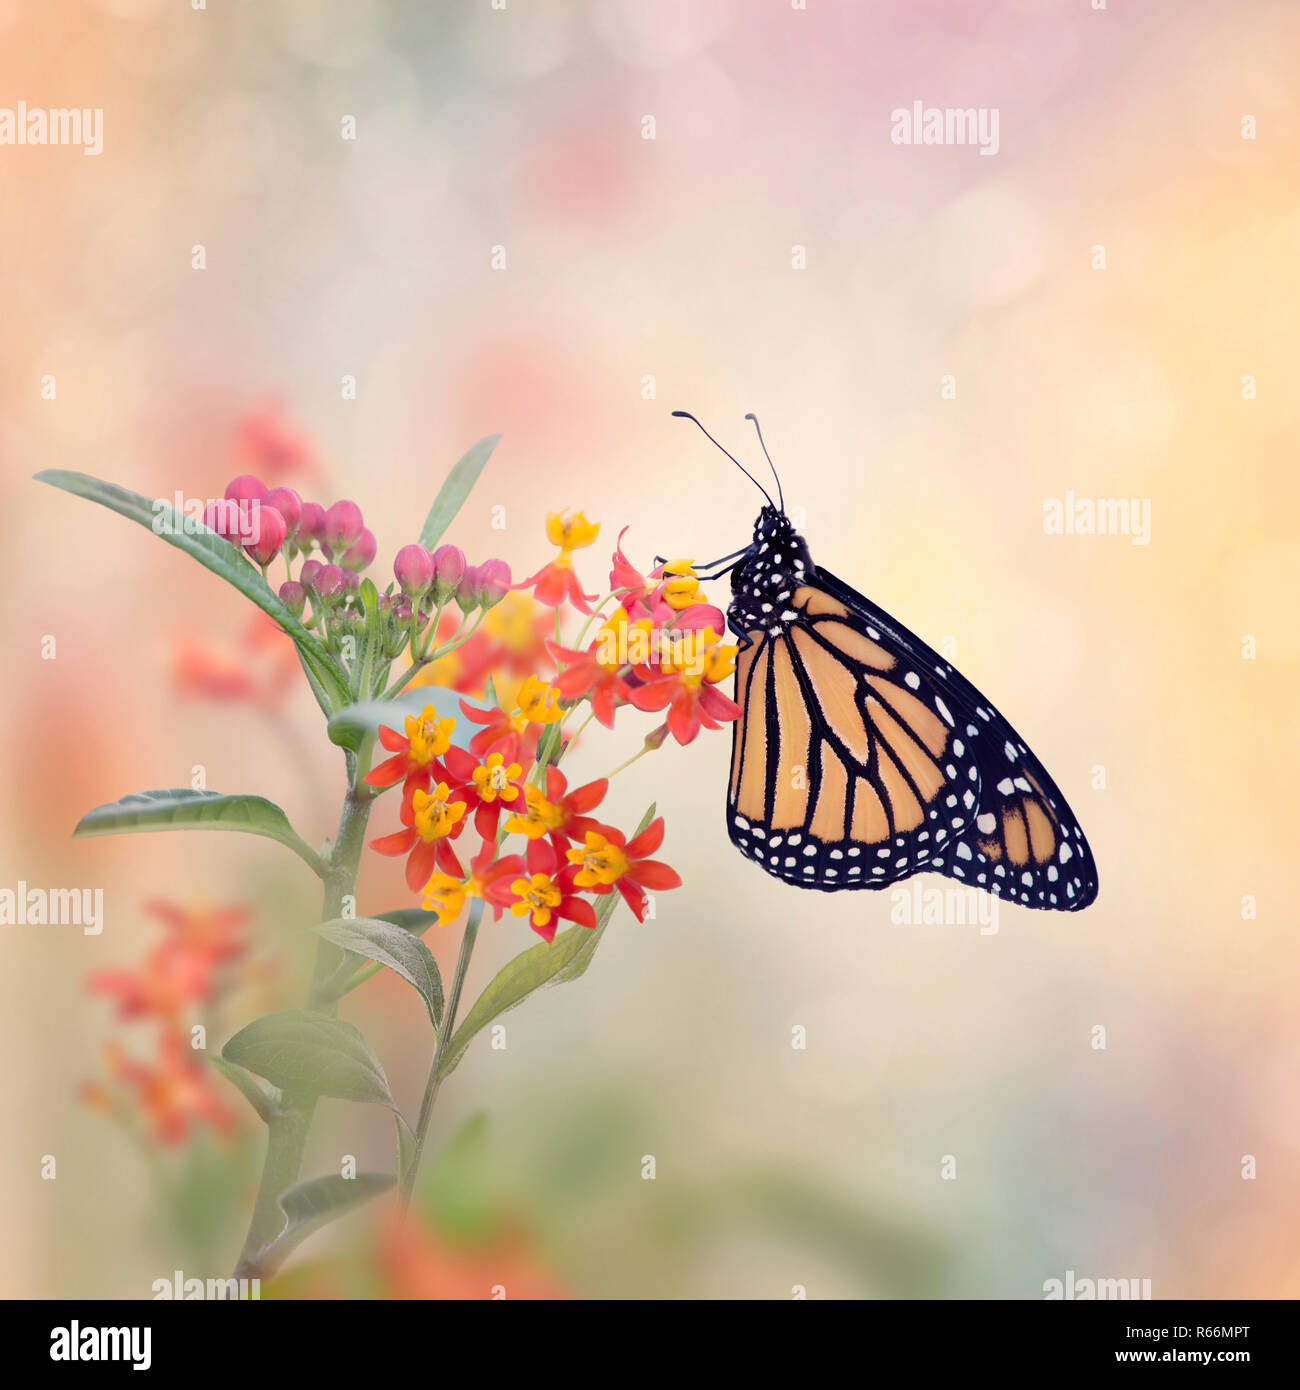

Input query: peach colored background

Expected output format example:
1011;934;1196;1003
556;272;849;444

1;0;1297;1297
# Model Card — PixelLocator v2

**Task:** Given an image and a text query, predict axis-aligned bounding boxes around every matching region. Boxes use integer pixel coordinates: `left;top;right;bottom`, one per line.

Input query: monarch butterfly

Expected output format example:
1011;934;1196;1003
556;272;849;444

673;412;1099;912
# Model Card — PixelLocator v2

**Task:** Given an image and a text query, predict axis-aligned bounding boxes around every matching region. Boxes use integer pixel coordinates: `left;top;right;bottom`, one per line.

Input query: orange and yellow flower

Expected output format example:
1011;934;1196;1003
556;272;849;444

370;780;469;891
519;509;600;613
365;706;456;791
508;839;597;943
419;844;527;925
502;766;608;850
627;626;741;745
441;746;529;840
565;817;681;922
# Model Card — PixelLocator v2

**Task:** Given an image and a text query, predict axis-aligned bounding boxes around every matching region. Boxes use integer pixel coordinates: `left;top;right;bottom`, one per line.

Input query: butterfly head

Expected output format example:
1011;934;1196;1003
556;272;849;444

727;506;814;639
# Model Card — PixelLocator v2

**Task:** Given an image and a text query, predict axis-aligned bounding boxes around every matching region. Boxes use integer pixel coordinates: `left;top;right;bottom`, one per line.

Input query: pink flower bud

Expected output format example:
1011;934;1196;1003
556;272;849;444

477;558;511;608
311;563;347;603
431;543;466;601
323;500;364;554
299;559;322;591
296;501;326;550
394;543;434;596
340;527;376;572
244;505;287;567
343;568;361;596
265;486;302;537
456;558;512;613
225;474;267;505
278;580;306;617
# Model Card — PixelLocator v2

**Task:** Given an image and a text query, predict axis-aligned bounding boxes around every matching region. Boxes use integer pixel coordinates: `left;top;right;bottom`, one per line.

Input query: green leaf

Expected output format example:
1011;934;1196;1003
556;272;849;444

327;685;480;755
210;1057;278;1124
73;789;326;878
436;805;654;1081
34;470;351;711
222;1010;398;1111
254;1173;395;1277
395;1113;417;1183
375;907;441;934
417;434;500;549
312;917;444;1026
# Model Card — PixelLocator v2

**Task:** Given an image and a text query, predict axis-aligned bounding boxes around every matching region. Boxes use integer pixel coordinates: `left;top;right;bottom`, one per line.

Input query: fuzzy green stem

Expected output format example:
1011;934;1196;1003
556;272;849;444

230;768;374;1277
398;897;484;1208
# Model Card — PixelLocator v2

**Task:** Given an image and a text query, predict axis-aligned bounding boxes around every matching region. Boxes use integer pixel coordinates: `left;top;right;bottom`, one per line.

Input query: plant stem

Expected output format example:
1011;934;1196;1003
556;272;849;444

230;769;373;1277
231;1105;313;1280
399;897;484;1208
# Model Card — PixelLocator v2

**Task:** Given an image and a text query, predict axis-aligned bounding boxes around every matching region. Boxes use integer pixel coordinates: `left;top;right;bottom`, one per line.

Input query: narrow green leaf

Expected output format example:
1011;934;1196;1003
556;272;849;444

210;1056;277;1124
73;789;326;878
254;1173;395;1277
375;907;441;934
312;917;444;1026
222;1010;397;1111
436;805;654;1081
34;470;351;710
417;434;500;549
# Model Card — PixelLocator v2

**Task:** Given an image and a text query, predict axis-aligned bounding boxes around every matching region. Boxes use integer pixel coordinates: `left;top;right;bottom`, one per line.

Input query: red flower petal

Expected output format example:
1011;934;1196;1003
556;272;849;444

627;859;681;890
405;840;438;892
626;817;665;858
615;880;649;921
377;725;408;752
560;896;598;929
370;828;417;856
364;753;411;789
566;778;608;815
525;838;558;876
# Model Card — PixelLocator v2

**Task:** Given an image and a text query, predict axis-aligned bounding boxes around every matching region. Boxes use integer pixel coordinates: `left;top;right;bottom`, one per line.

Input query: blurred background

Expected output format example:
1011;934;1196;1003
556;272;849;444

2;0;1298;1298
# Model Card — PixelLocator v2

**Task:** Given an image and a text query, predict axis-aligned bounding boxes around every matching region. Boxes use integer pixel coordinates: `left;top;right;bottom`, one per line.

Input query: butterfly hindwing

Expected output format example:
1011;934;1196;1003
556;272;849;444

725;510;1098;912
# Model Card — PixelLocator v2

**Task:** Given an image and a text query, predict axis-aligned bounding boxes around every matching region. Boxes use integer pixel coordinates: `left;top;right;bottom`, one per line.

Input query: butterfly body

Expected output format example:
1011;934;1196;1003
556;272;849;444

724;506;1099;912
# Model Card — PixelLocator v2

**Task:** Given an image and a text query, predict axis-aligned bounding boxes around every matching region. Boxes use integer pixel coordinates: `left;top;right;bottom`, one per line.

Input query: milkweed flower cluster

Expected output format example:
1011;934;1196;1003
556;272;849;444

80;903;262;1146
365;509;742;940
203;469;515;690
47;428;742;1275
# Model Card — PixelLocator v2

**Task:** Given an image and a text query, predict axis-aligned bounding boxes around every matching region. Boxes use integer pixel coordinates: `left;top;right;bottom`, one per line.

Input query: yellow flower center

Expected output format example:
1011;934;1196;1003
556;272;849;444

660;626;738;687
518;675;565;725
472;754;522;804
567;833;629;887
504;785;563;839
412;783;466;842
404;707;454;764
545;509;600;554
420;871;470;923
660;560;707;611
510;873;562;926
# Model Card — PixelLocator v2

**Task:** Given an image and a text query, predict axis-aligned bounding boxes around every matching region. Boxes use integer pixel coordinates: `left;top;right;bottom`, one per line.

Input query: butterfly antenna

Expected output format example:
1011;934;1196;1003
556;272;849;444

744;413;785;513
671;410;775;509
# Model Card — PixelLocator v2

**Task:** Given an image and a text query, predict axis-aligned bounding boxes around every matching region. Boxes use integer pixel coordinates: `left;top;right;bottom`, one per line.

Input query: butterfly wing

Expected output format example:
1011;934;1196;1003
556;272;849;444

727;566;1098;911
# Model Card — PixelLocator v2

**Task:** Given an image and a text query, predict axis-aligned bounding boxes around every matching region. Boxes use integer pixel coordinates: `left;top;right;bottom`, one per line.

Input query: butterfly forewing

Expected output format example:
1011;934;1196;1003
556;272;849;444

725;510;1098;912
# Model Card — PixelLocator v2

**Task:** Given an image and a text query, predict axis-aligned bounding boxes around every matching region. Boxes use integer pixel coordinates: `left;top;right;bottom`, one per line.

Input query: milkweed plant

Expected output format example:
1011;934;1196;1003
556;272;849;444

41;433;740;1283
